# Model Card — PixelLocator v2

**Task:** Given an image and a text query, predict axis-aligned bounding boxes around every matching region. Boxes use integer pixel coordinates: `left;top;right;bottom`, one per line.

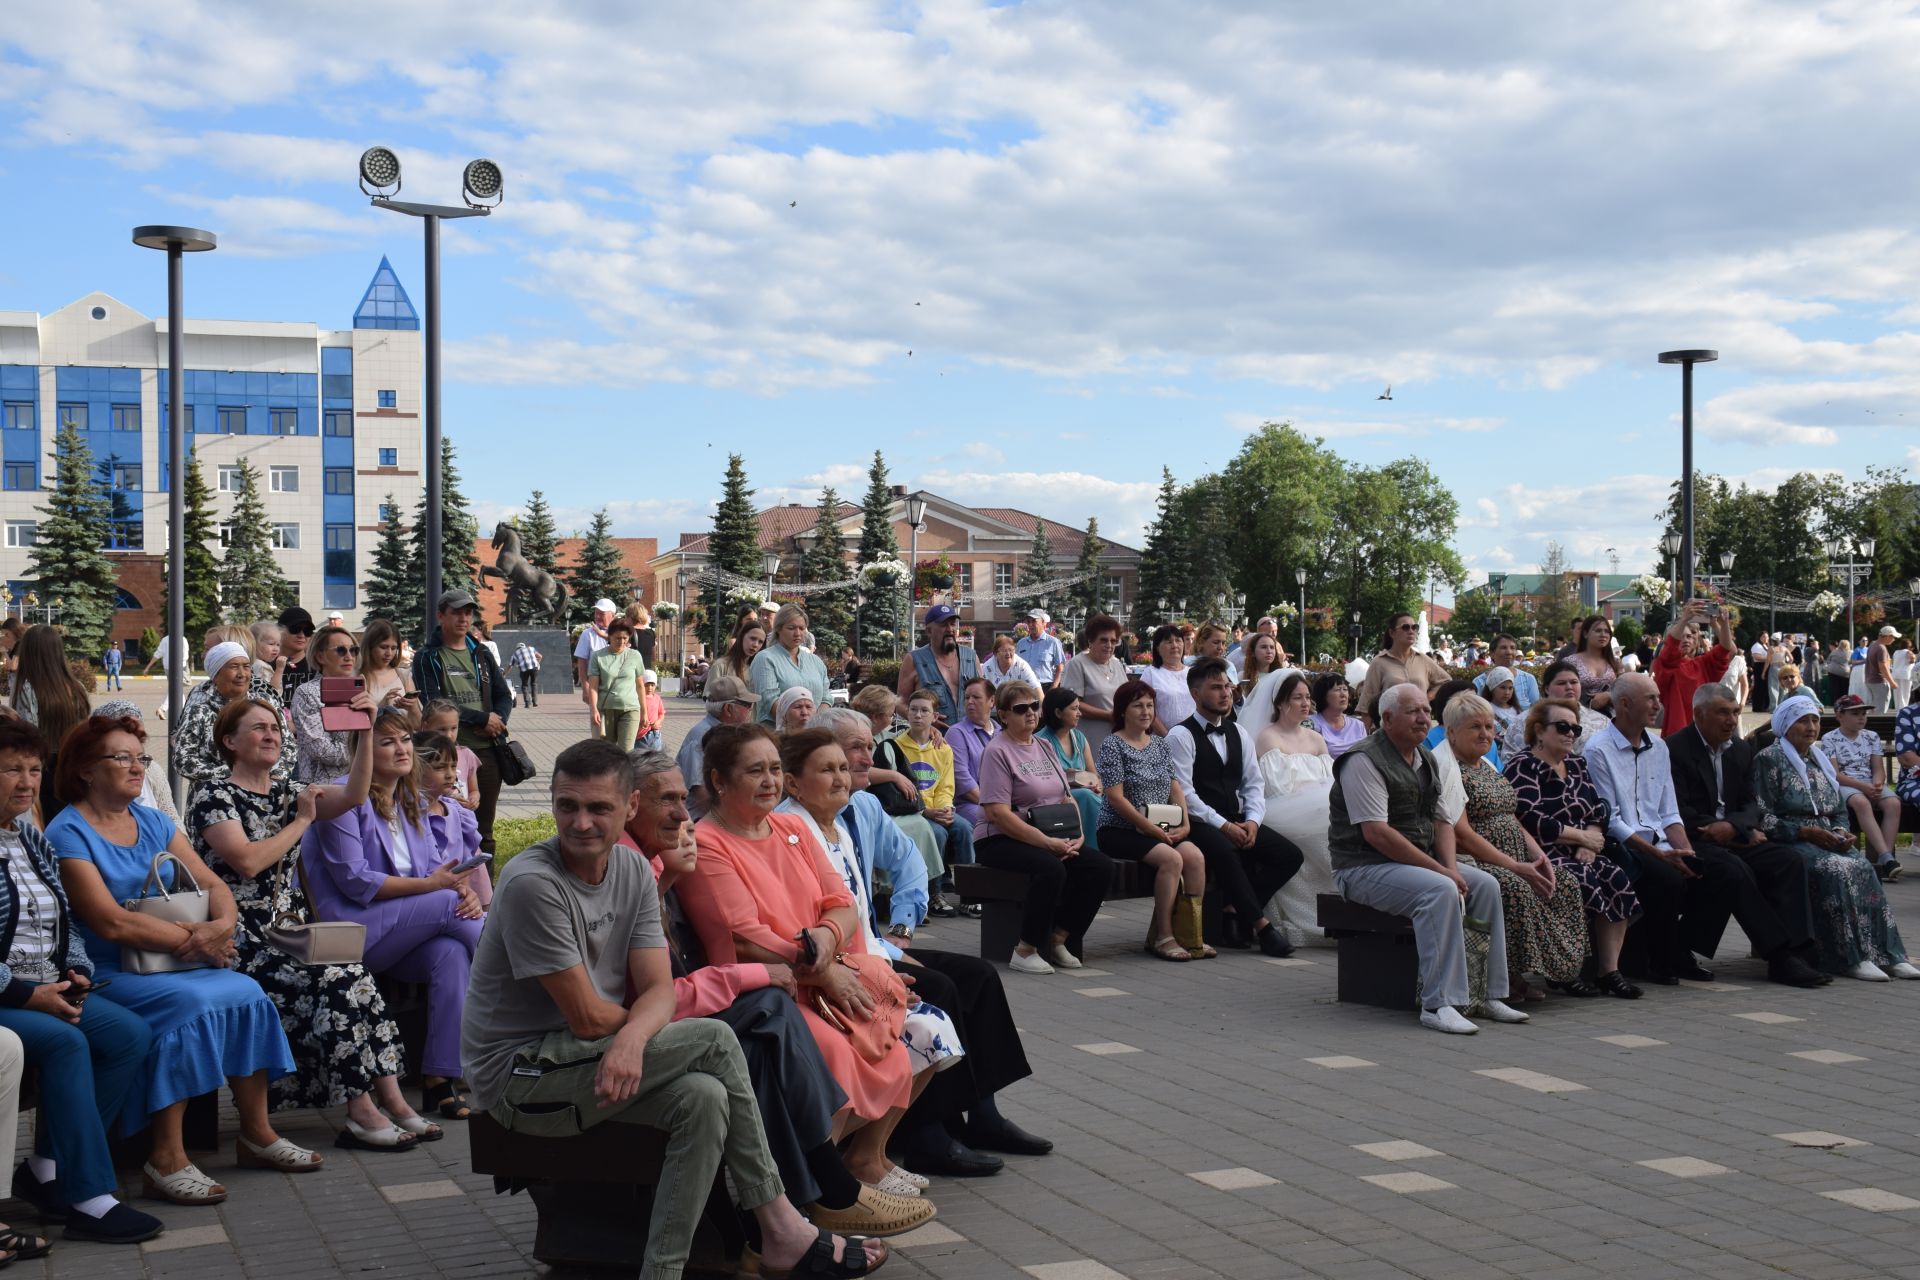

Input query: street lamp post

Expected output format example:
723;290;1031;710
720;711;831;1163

1295;567;1308;664
357;148;502;640
1349;609;1363;660
1660;531;1683;605
901;492;927;650
763;549;781;600
132;223;217;809
1657;349;1719;606
1824;536;1876;645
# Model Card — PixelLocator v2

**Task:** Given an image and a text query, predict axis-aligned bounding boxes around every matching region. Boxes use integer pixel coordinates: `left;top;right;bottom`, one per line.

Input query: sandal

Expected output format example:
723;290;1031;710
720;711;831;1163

334;1120;420;1152
0;1227;50;1261
806;1186;934;1237
1145;935;1191;962
422;1079;472;1121
392;1113;444;1143
237;1136;325;1172
142;1161;227;1206
862;1167;923;1197
740;1228;890;1278
887;1164;929;1191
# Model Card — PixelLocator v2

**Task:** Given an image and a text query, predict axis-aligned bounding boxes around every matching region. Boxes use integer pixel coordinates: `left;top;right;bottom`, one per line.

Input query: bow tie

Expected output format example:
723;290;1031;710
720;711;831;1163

1204;722;1230;737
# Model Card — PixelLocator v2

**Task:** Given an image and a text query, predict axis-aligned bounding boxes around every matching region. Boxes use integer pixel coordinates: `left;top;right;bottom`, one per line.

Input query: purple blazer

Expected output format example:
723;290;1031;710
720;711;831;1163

305;793;441;923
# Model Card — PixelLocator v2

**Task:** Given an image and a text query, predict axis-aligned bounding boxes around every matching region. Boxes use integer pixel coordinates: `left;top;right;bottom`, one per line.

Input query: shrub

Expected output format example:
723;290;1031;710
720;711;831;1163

490;813;556;879
69;658;97;692
857;658;901;693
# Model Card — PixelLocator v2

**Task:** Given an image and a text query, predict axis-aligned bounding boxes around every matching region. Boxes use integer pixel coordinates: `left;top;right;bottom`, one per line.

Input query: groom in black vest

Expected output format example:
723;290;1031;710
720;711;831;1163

1166;658;1305;956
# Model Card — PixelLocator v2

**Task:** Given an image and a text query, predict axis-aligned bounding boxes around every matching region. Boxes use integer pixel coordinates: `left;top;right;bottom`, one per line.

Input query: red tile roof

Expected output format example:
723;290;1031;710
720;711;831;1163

673;504;860;556
974;507;1138;556
471;535;658;621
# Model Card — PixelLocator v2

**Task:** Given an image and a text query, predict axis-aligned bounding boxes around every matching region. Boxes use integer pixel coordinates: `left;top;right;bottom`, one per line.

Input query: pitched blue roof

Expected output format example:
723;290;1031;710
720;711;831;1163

353;256;419;330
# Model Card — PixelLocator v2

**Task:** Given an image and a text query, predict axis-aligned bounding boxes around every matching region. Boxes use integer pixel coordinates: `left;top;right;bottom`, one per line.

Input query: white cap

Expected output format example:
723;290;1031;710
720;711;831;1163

1028;609;1051;623
641;669;658;684
592;598;617;614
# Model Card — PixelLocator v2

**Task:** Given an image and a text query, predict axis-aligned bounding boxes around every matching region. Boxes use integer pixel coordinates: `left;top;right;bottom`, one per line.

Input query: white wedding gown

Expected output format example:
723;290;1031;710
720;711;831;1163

1257;747;1336;947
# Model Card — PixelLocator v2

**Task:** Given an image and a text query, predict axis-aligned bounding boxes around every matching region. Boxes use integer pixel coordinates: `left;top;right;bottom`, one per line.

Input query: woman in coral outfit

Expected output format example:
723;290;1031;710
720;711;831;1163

675;722;922;1197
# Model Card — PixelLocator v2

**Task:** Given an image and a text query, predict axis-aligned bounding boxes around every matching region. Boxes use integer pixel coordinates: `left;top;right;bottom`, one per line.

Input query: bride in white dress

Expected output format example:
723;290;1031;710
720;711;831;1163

1253;672;1336;947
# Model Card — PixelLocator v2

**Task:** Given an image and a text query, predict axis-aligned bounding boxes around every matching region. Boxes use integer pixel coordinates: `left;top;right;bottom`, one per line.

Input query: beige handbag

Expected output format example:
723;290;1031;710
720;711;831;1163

1145;803;1184;831
261;857;365;965
121;850;211;975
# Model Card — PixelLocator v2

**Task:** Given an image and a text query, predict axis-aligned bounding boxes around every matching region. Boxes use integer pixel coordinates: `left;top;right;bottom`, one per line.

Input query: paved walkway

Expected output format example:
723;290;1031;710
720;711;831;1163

33;679;1920;1279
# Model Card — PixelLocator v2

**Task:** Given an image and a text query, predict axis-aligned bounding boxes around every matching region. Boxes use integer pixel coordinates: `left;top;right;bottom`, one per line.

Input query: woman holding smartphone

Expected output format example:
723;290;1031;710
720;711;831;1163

290;625;361;784
357;619;417;707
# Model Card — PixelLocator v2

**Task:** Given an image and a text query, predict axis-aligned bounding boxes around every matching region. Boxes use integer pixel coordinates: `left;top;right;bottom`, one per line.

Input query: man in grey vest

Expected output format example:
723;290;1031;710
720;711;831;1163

1329;682;1529;1035
898;603;978;728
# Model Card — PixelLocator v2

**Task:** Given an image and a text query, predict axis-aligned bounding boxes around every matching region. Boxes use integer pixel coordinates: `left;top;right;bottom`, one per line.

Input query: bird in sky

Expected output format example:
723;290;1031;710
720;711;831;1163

1377;384;1393;401
789;200;797;208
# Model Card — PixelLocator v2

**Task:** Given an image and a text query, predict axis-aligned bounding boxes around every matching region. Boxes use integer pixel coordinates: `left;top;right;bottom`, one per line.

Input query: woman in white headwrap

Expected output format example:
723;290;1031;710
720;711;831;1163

172;640;296;797
774;685;817;736
1753;696;1920;981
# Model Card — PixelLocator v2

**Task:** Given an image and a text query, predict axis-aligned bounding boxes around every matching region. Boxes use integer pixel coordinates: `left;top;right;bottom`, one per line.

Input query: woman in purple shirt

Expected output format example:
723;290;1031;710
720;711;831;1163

945;676;999;828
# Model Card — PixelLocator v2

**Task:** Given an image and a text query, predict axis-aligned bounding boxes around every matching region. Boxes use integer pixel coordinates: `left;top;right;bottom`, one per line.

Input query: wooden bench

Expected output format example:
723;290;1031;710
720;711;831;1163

954;858;1155;961
1316;894;1416;1010
469;1110;741;1272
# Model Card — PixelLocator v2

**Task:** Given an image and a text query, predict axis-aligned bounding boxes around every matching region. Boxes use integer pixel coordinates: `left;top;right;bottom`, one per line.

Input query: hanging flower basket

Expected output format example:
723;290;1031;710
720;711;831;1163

726;584;764;606
1629;574;1671;606
652;602;678;622
1809;590;1844;621
862;558;908;587
1270;602;1299;623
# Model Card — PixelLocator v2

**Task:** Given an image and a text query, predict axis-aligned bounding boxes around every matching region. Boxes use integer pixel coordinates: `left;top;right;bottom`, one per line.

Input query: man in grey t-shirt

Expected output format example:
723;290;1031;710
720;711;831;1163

461;738;885;1279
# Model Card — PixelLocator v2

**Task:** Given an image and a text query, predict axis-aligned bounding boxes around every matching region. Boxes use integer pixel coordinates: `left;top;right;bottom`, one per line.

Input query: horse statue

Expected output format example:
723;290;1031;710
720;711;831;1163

482;521;568;625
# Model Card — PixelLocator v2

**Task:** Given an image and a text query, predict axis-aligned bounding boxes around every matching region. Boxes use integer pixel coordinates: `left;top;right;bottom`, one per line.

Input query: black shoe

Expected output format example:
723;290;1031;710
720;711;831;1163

1219;914;1251;950
1768;953;1828;988
893;1136;1003;1177
1549;978;1601;998
1595;970;1643;999
12;1161;68;1224
962;1117;1054;1157
63;1201;164;1245
1671;961;1715;982
1255;924;1294;958
1878;859;1902;883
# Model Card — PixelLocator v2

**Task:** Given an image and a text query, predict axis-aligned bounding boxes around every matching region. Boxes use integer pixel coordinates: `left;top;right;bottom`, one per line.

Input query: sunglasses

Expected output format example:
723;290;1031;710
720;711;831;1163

1395;623;1419;632
1545;721;1582;737
1007;702;1042;715
331;644;360;657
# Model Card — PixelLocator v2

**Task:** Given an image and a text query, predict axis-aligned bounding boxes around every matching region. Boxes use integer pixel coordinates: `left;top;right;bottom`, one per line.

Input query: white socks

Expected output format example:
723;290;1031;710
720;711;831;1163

72;1193;119;1219
25;1156;53;1183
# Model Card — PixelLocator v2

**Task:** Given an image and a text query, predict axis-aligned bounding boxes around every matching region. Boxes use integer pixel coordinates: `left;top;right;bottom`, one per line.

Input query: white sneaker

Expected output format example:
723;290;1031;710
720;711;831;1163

1048;944;1083;970
1419;1006;1478;1034
1008;950;1056;976
1847;960;1890;981
1480;999;1530;1024
1889;961;1920;980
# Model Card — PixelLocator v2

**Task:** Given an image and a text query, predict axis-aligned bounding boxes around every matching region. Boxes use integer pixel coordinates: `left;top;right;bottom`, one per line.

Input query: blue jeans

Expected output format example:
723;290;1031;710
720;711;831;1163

104;668;122;690
932;812;976;890
0;994;151;1202
637;729;663;752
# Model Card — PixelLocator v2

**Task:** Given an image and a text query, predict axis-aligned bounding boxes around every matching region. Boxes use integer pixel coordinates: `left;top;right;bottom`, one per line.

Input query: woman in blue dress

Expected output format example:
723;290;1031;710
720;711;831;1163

49;713;303;1208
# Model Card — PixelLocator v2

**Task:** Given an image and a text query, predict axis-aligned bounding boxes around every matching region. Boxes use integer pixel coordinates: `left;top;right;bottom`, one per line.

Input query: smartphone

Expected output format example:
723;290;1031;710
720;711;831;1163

320;676;372;731
448;853;491;876
1701;603;1721;620
795;926;820;969
64;977;111;1005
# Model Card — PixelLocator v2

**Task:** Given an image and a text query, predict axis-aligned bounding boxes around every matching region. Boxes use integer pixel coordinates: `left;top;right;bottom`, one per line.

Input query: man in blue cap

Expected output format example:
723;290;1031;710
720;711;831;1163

897;603;978;728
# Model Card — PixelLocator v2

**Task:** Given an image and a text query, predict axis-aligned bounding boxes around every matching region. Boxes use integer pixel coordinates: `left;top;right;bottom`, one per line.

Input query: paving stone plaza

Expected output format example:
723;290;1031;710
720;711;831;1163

31;681;1920;1280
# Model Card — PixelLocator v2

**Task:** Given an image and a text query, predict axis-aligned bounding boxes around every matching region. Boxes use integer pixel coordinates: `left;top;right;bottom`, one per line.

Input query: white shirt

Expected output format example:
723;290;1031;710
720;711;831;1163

574;626;607;664
1586;722;1682;847
386;813;413;875
1166;714;1266;828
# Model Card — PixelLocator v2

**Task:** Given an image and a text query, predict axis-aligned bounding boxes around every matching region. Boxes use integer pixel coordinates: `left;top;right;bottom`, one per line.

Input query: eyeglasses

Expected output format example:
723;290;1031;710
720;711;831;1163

103;752;154;769
1007;702;1041;715
1544;721;1582;737
1395;623;1419;632
331;644;360;657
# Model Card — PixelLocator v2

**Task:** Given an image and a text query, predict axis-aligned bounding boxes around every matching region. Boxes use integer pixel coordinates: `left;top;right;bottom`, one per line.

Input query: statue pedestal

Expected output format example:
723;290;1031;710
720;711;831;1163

495;627;576;696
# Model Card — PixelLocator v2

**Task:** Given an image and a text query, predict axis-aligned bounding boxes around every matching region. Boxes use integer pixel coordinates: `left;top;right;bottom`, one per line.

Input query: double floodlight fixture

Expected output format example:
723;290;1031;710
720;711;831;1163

358;147;505;211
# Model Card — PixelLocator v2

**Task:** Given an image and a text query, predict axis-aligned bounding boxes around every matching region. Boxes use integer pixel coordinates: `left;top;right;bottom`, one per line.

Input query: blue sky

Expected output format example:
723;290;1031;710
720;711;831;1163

5;1;1919;600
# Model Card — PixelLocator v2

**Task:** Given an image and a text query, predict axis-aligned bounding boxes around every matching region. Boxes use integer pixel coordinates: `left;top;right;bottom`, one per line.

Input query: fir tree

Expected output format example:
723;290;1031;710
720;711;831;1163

217;459;296;622
361;495;419;627
799;486;854;659
27;416;118;656
1133;467;1184;632
854;450;903;653
1011;517;1056;618
1069;516;1106;618
408;437;480;606
566;509;635;624
160;447;222;641
704;454;761;637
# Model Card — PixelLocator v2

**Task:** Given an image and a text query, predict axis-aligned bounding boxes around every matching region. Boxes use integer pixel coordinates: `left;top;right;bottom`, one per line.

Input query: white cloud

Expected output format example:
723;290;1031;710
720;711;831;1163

913;468;1160;542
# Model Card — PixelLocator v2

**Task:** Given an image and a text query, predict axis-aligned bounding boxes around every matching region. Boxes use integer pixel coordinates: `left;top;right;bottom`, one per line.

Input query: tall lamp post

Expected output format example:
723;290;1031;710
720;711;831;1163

132;223;217;808
900;492;927;651
356;147;503;640
1657;349;1719;605
1660;531;1683;604
1348;609;1363;660
1823;536;1875;645
1294;567;1308;664
763;549;781;599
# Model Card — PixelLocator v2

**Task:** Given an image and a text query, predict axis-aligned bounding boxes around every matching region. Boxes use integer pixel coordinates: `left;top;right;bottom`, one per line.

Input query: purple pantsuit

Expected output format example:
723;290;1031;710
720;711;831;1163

305;795;482;1079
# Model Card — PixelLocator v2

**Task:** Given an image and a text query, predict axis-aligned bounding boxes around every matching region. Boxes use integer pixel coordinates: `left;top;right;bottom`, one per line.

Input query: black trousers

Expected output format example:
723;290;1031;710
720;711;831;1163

517;668;538;706
474;747;503;853
1611;841;1741;974
894;948;1032;1130
708;987;847;1208
1184;822;1304;924
1683;839;1814;959
974;835;1113;952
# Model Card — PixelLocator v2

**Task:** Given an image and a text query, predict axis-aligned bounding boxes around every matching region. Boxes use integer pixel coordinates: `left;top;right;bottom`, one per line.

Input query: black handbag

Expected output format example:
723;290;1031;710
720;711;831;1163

494;734;537;787
1025;802;1081;840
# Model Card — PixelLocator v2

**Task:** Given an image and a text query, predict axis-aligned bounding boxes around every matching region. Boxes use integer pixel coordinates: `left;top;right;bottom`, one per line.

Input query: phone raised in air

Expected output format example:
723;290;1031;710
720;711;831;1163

319;677;372;731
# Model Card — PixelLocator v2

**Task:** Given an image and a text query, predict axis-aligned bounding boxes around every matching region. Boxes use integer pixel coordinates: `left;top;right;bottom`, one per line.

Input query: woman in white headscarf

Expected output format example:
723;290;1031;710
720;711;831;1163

1753;696;1920;981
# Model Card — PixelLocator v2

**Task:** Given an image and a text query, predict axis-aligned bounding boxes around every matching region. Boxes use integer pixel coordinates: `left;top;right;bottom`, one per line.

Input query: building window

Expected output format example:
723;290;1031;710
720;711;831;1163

954;564;973;597
57;403;86;431
324;525;354;579
112;405;140;432
993;563;1013;596
1105;575;1124;609
377;390;396;408
111;462;142;491
2;404;31;431
378;448;397;467
270;408;298;436
377;502;395;522
272;524;300;550
216;407;245;435
3;522;35;548
2;464;34;491
269;465;299;493
324;468;353;495
217;465;244;492
323;411;352;437
108;522;143;550
218;523;234;547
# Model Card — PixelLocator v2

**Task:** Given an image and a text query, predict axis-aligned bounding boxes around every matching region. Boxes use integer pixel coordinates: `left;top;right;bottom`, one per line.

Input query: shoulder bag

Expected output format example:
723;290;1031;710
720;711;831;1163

473;646;536;787
1144;803;1184;831
1023;745;1082;840
121;850;211;975
261;854;365;965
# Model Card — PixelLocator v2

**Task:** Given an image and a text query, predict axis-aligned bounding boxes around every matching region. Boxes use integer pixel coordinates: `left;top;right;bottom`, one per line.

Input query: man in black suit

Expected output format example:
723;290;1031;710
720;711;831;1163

1668;681;1830;988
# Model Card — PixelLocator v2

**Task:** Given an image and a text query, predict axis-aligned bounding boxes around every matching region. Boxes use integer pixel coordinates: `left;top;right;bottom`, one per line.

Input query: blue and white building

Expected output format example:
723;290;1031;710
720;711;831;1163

0;259;425;640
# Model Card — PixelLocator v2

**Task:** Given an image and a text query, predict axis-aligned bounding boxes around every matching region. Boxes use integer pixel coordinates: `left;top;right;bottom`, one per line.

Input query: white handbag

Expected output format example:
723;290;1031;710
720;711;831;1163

1145;803;1184;831
121;850;211;975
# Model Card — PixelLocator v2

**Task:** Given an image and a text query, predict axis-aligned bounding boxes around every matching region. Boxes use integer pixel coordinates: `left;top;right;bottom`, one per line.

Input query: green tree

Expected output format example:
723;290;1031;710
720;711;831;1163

1223;424;1345;630
854;450;903;653
566;509;635;623
1171;475;1238;619
1011;516;1056;619
1132;467;1186;632
361;495;419;626
27;417;118;656
506;488;562;625
704;453;761;637
218;459;296;622
1531;540;1581;645
799;486;854;659
1069;516;1105;617
408;437;480;609
160;447;222;641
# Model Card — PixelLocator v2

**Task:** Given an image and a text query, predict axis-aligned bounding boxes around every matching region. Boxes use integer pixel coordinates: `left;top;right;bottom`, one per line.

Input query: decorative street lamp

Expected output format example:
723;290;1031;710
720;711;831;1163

1348;608;1364;660
1657;348;1719;605
133;222;217;809
1295;567;1308;664
763;548;782;599
901;492;927;643
358;147;503;640
1660;531;1683;603
1823;536;1875;642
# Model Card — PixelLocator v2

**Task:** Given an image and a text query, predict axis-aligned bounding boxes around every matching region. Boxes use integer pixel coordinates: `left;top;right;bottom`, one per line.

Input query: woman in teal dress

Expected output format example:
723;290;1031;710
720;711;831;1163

1755;697;1920;982
50;713;304;1208
748;604;831;727
1036;688;1101;853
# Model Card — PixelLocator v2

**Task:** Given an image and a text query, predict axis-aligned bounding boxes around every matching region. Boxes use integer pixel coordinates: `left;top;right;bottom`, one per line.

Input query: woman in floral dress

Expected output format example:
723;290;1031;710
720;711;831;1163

1437;693;1587;1000
186;694;438;1148
1755;697;1920;981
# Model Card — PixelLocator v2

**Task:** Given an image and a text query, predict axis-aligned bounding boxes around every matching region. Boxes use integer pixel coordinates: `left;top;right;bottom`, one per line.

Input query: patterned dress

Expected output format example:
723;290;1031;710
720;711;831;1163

1894;706;1920;807
173;676;298;793
186;776;404;1111
1457;758;1589;982
1753;743;1907;974
1503;751;1641;922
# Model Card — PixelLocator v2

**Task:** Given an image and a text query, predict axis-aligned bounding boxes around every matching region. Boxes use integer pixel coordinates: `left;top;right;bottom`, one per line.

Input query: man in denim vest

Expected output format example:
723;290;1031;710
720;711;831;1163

1328;682;1528;1035
898;604;977;728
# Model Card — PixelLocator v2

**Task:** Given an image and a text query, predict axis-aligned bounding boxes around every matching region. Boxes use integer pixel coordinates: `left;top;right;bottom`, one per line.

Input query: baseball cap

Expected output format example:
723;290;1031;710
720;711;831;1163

436;589;477;613
592;598;617;614
278;606;315;635
1878;625;1901;639
1835;694;1868;712
1027;608;1051;623
705;673;759;705
925;604;960;625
